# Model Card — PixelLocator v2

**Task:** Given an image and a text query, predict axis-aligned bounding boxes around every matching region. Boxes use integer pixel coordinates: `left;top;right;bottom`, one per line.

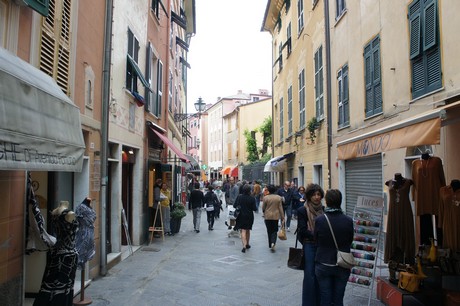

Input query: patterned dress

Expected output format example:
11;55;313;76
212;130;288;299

33;209;78;306
75;203;96;268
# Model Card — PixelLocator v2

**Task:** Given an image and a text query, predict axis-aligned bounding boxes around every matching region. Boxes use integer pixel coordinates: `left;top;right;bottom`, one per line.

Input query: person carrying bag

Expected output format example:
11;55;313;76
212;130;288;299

287;229;304;270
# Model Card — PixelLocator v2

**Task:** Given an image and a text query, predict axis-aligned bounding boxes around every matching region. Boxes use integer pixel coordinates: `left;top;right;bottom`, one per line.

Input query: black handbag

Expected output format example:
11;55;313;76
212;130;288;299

287;231;304;270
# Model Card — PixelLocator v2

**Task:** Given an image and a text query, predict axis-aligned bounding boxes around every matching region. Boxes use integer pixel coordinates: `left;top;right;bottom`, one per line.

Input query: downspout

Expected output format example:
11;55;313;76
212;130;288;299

100;0;113;276
324;0;332;189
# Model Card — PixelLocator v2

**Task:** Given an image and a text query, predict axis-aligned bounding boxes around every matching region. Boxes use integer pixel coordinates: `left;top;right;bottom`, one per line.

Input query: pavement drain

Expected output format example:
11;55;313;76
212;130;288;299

214;255;263;266
141;247;161;252
214;240;236;246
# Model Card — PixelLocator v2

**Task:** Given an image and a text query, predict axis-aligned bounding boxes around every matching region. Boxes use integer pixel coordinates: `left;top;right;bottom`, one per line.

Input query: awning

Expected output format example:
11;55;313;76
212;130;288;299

184;154;200;172
230;166;239;177
0;47;85;172
264;152;295;172
337;101;460;160
221;166;232;175
149;127;189;162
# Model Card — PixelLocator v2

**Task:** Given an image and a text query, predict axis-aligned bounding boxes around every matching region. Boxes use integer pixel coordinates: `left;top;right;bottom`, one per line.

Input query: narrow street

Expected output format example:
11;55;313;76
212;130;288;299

82;208;385;306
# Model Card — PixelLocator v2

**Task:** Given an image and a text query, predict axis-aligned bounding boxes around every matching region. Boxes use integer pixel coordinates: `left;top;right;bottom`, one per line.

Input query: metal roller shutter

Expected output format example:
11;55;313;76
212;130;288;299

345;155;384;250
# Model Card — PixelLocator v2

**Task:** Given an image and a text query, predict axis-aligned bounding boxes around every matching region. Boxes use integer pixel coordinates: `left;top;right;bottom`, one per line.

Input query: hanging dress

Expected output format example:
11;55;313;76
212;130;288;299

384;179;416;264
75;203;96;268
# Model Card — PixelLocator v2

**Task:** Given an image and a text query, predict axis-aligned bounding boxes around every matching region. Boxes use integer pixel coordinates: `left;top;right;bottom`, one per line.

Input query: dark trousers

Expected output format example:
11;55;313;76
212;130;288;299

315;264;350;306
206;210;215;228
264;219;279;247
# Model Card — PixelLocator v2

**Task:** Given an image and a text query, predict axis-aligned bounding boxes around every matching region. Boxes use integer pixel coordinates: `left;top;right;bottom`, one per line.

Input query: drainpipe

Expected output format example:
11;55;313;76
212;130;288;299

100;0;113;276
324;0;332;189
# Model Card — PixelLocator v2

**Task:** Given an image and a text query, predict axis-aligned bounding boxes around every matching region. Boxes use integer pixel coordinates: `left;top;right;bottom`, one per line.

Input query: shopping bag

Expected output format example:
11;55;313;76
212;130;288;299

278;227;287;240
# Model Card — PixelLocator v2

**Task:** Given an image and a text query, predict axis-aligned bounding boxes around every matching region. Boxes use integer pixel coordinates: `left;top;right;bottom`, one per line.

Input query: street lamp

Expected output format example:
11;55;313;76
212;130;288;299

174;97;206;122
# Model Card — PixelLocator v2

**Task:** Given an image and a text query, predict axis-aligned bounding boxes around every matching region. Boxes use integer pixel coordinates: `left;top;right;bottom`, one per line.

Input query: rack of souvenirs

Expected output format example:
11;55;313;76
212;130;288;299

349;196;384;293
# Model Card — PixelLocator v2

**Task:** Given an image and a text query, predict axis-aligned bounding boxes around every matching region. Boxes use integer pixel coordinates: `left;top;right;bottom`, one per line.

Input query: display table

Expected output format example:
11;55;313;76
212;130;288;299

376;277;443;306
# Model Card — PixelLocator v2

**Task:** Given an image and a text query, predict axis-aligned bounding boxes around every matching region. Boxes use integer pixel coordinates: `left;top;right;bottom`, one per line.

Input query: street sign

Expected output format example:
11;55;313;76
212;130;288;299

201;164;207;170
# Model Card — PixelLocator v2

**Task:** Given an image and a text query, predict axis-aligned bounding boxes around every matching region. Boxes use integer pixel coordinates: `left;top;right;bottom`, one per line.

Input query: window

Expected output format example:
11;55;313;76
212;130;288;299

337;64;349;128
278;42;283;71
364;36;382;118
39;0;72;95
408;0;441;99
279;97;284;142
285;0;291;12
151;0;160;19
298;69;306;129
336;0;346;18
146;43;163;117
286;23;292;56
314;46;324;119
168;71;173;113
288;86;293;136
297;0;304;34
126;28;146;93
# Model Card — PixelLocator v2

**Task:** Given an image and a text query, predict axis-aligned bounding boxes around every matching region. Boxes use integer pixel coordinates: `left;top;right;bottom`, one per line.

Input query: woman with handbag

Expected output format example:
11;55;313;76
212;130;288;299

204;186;219;230
314;189;354;306
262;184;284;253
297;183;324;306
234;184;258;253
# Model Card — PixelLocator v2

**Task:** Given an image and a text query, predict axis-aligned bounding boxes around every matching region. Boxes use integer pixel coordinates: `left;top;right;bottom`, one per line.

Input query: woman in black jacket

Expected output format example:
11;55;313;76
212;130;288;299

235;184;257;253
314;189;354;306
188;183;204;233
297;183;324;306
204;186;219;230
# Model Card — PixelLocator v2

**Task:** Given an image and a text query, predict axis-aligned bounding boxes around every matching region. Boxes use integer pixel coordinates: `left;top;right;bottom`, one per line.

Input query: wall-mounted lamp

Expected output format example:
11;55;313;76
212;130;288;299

128;149;134;155
173;97;206;122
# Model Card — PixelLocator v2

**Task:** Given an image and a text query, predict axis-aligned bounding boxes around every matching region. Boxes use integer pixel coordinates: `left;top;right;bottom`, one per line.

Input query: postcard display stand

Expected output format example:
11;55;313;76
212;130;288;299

348;196;384;306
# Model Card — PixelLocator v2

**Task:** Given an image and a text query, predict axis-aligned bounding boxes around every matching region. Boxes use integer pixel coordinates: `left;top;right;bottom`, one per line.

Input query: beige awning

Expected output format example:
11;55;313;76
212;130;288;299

0;48;85;171
337;101;460;160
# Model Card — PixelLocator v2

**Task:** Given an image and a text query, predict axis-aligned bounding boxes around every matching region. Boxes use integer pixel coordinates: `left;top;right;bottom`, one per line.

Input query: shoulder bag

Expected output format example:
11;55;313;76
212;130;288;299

324;214;356;269
287;229;304;270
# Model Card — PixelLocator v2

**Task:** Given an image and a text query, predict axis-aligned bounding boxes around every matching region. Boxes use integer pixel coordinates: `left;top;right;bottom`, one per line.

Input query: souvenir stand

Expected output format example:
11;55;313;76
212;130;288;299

348;196;384;306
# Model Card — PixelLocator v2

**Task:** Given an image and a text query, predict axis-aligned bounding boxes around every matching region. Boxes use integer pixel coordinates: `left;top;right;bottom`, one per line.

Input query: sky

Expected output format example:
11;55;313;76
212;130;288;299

186;0;272;110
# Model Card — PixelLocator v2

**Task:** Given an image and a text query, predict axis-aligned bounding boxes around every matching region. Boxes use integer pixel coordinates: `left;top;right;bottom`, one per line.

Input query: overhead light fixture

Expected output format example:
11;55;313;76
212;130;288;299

128;149;134;154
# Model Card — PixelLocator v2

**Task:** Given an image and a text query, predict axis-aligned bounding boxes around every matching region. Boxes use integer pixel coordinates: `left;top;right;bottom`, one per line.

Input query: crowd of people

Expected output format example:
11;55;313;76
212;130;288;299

153;176;354;306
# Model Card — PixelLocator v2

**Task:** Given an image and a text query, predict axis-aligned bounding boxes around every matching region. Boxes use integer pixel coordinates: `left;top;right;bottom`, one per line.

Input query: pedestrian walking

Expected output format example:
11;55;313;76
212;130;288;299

314;189;353;306
188;182;204;233
262;184;284;252
213;184;225;219
204;186;219;230
297;183;325;306
252;181;262;213
234;184;257;253
277;181;295;232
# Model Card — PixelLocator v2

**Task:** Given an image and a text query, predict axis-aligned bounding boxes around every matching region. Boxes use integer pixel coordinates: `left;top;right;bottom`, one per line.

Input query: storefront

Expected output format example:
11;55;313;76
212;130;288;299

0;48;86;304
336;100;460;304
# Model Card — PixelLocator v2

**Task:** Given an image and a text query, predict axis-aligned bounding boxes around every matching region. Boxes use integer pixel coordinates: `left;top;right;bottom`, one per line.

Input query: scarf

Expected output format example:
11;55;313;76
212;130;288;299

306;200;324;232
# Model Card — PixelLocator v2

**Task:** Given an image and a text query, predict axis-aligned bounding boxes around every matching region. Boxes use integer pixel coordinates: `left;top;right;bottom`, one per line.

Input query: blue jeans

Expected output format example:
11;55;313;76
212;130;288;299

315;263;350;306
284;204;292;228
302;243;320;306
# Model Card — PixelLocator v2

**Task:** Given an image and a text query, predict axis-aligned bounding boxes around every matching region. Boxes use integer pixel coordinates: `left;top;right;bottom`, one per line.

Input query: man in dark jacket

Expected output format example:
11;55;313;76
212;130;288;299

277;181;298;231
188;182;204;233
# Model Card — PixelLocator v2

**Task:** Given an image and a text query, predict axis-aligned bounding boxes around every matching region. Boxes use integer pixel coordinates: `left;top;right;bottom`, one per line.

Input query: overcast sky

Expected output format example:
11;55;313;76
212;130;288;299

186;0;272;110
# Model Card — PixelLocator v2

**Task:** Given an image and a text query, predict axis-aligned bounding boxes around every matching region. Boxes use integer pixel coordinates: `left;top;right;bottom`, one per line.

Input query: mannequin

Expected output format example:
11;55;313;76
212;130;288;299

75;197;96;268
451;179;460;192
51;201;76;223
384;173;415;264
34;201;78;306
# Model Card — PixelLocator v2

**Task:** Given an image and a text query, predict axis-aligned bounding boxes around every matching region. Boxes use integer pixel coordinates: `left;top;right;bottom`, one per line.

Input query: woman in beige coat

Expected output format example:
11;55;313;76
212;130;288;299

262;184;285;252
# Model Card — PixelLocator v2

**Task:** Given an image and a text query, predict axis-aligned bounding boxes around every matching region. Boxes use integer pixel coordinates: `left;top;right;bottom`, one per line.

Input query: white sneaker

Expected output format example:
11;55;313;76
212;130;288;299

287;227;290;232
270;243;276;252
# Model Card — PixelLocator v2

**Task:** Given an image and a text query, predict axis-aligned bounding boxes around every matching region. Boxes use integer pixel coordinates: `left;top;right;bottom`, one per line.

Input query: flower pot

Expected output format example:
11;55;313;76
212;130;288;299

170;217;182;234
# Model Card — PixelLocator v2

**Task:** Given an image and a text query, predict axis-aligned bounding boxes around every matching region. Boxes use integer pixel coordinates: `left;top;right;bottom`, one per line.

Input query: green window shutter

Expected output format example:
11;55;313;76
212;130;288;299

372;38;382;114
426;48;442;89
364;44;373;118
408;0;421;60
423;0;437;51
412;57;425;95
25;0;50;17
343;65;349;126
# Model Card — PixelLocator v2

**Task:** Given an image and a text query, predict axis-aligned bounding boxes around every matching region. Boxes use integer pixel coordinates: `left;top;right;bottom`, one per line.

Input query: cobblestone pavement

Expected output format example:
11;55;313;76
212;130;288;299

83;208;386;306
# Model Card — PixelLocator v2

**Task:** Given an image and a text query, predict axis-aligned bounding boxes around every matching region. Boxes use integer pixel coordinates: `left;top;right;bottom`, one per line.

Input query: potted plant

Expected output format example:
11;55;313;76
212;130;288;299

170;202;186;234
307;116;320;143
